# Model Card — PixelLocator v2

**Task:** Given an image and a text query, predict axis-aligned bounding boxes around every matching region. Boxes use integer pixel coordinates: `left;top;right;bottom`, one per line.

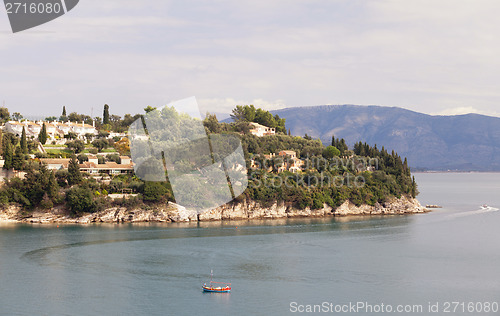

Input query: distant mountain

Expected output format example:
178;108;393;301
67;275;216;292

271;105;500;171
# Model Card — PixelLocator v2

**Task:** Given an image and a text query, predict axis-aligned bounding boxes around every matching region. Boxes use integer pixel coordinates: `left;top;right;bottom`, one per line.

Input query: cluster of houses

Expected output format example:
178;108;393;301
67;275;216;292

0;153;134;180
4;120;98;141
250;150;304;173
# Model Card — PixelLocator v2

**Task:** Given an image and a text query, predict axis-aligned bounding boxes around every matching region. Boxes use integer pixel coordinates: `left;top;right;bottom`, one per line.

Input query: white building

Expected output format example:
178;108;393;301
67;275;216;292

249;122;275;137
4;120;98;140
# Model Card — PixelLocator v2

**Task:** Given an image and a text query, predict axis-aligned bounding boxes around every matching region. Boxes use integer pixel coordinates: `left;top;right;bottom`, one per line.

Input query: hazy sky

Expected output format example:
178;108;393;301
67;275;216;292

1;0;500;118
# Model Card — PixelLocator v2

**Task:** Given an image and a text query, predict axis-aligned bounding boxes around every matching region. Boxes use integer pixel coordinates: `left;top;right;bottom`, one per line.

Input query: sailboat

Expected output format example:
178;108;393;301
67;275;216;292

202;270;231;293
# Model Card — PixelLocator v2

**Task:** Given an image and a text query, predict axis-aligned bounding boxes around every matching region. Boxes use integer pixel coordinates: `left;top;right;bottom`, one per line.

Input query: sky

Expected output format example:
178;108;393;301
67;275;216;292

1;0;500;118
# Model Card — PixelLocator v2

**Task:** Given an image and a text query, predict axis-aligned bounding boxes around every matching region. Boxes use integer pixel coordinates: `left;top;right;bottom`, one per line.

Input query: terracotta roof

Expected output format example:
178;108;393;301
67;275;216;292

40;158;71;168
40;158;70;164
79;162;134;170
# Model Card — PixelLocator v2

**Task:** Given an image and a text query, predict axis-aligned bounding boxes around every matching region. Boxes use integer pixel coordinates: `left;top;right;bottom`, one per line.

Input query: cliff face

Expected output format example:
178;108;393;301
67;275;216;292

0;196;428;224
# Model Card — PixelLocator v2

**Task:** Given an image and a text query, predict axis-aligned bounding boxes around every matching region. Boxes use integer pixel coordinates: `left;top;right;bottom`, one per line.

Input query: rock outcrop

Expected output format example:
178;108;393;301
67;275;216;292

0;196;428;224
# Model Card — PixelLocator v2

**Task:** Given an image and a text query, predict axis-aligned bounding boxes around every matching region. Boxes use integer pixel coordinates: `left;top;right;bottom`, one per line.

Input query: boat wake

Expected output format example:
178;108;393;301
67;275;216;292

449;206;499;219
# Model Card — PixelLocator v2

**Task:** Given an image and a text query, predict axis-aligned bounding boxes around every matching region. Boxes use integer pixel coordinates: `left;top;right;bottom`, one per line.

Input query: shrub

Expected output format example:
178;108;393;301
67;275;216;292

143;182;167;202
65;186;95;214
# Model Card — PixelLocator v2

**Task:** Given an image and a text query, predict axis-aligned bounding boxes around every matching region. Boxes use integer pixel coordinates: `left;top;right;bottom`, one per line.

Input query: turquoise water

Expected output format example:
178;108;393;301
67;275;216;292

1;173;500;315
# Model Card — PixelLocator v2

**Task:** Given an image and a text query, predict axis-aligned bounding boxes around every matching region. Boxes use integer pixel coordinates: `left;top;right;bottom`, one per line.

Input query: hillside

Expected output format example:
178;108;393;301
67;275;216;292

271;105;500;171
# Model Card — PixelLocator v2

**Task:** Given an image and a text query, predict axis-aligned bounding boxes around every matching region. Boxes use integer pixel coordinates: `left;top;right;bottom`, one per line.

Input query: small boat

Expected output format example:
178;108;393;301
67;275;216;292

202;270;231;293
426;204;442;208
482;204;489;209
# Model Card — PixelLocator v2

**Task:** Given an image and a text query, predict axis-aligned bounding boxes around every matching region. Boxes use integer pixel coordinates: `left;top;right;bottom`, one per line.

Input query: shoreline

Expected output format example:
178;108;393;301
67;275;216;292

0;196;429;224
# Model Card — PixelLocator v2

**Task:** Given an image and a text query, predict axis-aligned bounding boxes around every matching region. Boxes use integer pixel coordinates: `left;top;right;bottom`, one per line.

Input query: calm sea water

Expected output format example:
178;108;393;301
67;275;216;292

1;173;500;316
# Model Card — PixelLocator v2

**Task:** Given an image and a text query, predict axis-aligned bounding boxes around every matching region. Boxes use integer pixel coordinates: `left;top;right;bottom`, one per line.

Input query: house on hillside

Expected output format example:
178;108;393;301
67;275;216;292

39;155;134;176
249;122;275;137
250;150;304;173
39;158;72;170
278;150;303;173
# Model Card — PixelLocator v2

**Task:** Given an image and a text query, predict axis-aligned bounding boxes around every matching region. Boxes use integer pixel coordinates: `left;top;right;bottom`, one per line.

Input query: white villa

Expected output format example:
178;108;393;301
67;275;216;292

249;122;275;137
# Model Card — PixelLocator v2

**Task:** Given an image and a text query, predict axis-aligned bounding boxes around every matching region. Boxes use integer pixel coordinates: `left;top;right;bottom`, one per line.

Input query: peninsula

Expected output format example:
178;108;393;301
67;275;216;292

0;104;428;224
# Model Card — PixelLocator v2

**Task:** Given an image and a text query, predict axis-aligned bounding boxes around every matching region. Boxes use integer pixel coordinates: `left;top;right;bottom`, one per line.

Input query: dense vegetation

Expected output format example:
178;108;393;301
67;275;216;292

203;107;418;209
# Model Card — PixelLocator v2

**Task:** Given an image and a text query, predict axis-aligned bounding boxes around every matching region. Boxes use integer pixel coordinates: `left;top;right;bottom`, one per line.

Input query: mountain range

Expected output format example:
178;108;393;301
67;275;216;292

269;105;500;171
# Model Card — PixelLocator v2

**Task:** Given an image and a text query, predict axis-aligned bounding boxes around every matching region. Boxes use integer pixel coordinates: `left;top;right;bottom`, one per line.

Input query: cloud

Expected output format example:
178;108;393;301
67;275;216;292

434;107;500;118
1;0;500;118
434;107;481;116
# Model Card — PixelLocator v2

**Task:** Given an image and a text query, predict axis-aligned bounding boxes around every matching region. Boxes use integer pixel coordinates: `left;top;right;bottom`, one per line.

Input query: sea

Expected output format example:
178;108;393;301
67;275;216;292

0;172;499;315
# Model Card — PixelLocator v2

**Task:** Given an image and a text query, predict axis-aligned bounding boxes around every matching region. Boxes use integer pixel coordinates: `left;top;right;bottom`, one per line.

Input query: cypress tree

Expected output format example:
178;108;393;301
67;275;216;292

411;176;417;198
38;123;48;145
47;170;59;200
3;141;13;170
340;139;347;154
12;146;24;170
68;155;83;185
103;104;110;125
21;126;28;154
62;106;67;116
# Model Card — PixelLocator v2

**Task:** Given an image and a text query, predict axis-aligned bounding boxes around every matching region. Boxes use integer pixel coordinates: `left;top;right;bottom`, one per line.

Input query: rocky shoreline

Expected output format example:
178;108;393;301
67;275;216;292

0;196;429;224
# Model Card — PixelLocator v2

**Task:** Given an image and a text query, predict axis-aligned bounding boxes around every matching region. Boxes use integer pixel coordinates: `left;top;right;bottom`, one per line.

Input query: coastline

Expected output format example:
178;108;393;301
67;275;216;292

0;196;429;224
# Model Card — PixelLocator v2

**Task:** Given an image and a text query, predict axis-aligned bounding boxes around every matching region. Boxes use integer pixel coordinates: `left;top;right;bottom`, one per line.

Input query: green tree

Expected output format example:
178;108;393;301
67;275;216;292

20;126;28;154
59;106;68;122
12;112;23;121
143;182;167;202
47;170;59;200
45;116;57;122
203;113;221;133
230;105;247;121
77;153;89;164
66;140;85;153
2;141;13;170
411;176;418;198
144;106;157;114
66;186;94;214
64;132;78;140
323;145;340;159
103;104;110;125
12;146;24;170
68;112;81;122
0;107;10;123
38;123;48;145
92;139;109;152
67;155;83;185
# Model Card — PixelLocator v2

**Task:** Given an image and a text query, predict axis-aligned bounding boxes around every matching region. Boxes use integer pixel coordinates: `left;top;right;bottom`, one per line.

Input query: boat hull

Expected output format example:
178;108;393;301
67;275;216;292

202;286;231;293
